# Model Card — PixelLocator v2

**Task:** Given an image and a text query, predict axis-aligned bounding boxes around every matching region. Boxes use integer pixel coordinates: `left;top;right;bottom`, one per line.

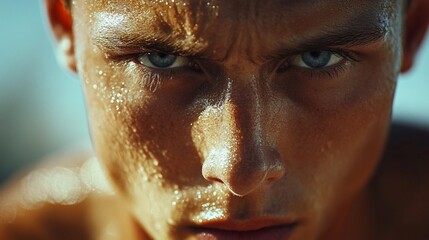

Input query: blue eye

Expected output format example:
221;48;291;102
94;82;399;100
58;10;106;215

147;53;176;68
138;52;189;69
302;51;331;68
293;50;343;69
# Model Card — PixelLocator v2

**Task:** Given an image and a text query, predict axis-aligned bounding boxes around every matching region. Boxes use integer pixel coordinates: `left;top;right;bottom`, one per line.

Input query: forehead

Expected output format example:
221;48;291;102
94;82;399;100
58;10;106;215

81;0;400;59
87;0;396;25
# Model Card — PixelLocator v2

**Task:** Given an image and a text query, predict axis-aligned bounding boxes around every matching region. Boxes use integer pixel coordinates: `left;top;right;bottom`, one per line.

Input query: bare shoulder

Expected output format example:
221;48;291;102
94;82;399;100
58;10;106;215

0;150;114;240
370;122;429;240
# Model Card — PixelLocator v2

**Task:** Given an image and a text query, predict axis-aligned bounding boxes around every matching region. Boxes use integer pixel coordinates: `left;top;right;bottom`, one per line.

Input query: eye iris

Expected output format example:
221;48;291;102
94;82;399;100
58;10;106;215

147;53;177;68
301;51;332;68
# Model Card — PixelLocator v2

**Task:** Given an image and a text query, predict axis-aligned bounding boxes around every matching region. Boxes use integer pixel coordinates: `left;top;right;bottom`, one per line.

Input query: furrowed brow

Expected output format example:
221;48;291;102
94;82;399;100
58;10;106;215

299;25;385;50
91;12;208;57
267;13;387;59
92;29;207;57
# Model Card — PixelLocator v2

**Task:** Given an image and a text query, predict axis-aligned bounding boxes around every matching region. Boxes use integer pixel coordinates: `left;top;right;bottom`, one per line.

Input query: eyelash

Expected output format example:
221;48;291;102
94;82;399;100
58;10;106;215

118;53;204;92
297;63;349;79
126;60;176;91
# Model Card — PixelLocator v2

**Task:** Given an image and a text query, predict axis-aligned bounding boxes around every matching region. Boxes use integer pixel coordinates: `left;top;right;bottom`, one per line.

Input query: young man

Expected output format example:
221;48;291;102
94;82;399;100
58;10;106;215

1;0;428;239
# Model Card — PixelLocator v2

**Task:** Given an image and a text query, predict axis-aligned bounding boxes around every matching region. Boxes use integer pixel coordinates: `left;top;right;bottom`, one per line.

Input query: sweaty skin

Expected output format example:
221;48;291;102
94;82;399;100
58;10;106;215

1;0;429;239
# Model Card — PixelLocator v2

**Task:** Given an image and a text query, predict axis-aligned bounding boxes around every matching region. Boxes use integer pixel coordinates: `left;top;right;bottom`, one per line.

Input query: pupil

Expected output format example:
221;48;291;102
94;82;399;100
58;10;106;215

302;51;332;68
310;51;321;58
148;53;177;68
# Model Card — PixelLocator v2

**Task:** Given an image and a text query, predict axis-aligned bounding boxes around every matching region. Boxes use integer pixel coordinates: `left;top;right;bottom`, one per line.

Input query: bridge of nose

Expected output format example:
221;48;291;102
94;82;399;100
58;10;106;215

193;75;284;196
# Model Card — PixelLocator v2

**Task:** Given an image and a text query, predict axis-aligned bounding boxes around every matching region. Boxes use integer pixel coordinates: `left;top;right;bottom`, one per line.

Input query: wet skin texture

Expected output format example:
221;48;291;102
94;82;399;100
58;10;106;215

73;0;403;239
2;0;429;239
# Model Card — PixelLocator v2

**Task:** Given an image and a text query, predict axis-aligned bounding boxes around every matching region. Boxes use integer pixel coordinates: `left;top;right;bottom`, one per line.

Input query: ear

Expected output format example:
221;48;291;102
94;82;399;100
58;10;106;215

401;0;429;73
45;0;76;72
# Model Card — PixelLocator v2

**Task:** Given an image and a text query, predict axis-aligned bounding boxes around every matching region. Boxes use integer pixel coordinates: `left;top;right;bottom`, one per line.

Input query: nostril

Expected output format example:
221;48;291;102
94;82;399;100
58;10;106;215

201;146;286;196
205;176;224;184
202;162;226;184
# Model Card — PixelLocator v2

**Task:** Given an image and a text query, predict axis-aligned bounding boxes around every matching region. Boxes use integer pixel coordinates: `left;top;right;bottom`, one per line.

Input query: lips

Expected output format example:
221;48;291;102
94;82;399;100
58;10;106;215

190;219;298;240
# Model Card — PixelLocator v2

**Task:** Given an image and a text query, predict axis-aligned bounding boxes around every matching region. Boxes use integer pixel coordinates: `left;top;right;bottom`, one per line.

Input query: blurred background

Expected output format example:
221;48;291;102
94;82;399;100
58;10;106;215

0;1;428;184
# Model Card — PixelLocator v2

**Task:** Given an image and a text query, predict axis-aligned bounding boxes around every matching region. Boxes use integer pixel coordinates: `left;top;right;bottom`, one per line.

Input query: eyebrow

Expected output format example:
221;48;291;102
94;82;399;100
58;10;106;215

92;11;387;61
264;12;388;60
288;23;385;52
91;12;208;58
93;33;205;57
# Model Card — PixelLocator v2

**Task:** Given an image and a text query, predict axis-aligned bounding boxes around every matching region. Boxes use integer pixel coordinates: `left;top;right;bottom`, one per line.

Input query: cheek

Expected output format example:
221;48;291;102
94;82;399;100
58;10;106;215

271;45;397;212
276;76;394;212
79;57;204;197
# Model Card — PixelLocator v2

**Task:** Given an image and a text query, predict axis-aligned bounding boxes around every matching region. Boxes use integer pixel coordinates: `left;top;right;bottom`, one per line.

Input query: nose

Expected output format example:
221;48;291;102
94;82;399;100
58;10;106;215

202;143;285;196
200;79;285;197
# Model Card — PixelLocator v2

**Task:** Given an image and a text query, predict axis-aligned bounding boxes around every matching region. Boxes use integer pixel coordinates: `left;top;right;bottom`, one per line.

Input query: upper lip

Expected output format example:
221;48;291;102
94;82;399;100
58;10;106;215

190;218;298;232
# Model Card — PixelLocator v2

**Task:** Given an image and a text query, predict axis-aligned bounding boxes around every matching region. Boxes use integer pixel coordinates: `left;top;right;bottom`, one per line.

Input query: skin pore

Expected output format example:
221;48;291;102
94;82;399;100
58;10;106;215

1;0;428;240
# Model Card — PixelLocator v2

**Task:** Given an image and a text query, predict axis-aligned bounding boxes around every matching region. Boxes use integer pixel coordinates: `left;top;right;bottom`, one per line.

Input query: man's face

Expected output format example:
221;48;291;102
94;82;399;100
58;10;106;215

71;0;403;239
